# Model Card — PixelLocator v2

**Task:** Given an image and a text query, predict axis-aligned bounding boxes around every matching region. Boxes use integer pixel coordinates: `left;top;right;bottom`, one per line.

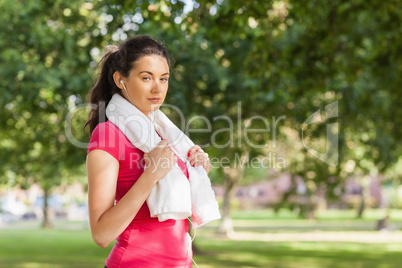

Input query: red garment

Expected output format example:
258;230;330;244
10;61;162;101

87;121;192;268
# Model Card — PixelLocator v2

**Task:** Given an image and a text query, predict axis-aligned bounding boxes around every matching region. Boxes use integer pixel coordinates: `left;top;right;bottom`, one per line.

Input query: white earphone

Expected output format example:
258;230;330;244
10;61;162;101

120;80;133;103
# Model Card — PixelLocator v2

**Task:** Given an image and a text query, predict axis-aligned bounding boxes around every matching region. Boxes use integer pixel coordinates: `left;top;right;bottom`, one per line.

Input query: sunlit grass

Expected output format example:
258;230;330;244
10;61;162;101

0;229;112;268
1;209;401;267
193;238;402;268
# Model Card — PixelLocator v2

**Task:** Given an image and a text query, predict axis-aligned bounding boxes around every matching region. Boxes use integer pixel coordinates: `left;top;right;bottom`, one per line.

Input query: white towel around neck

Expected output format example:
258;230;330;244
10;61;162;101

106;94;220;228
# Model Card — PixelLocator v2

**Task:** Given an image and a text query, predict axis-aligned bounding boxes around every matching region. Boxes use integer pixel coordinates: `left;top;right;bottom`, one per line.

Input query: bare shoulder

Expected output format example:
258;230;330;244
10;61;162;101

86;149;119;188
87;149;119;168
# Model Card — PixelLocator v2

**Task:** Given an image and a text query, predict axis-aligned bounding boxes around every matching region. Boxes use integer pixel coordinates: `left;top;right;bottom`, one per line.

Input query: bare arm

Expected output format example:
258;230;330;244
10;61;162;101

86;140;175;248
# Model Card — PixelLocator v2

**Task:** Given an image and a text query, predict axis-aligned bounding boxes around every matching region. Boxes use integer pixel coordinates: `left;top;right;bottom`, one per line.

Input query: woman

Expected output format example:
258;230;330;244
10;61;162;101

85;35;210;268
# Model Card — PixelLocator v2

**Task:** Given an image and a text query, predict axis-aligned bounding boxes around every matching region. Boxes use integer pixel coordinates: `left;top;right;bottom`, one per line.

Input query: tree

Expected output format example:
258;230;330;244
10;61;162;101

275;0;402;217
0;0;103;227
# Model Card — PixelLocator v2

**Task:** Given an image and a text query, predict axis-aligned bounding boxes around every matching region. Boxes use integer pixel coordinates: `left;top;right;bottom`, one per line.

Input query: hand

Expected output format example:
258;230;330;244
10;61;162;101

187;145;210;174
143;140;176;181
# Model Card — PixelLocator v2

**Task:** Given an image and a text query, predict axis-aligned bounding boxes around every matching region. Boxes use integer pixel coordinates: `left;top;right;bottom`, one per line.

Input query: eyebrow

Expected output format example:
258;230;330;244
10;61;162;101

138;71;170;76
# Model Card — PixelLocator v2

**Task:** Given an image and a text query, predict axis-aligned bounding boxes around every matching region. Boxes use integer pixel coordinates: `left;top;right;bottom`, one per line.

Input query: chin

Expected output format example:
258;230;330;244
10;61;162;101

150;104;162;111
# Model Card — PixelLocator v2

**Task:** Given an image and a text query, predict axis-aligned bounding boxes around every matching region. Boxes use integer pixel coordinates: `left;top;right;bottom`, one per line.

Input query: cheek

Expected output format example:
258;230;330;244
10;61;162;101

163;83;169;93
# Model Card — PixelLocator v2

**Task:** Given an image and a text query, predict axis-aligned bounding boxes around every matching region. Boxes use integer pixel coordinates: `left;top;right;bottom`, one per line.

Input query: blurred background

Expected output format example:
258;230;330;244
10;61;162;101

1;0;401;267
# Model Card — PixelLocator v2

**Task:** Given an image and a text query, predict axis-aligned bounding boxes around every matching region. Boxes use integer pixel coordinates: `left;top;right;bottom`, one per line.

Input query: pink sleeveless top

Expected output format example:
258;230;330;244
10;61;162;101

87;121;192;268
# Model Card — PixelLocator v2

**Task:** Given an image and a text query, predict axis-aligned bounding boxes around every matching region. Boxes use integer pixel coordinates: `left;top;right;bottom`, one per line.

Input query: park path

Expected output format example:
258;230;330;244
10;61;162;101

229;230;402;243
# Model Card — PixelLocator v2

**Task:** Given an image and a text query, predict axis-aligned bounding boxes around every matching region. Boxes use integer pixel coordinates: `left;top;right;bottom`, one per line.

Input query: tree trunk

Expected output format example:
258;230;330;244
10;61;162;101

357;193;365;219
42;187;52;229
306;195;317;220
218;153;247;236
218;176;237;236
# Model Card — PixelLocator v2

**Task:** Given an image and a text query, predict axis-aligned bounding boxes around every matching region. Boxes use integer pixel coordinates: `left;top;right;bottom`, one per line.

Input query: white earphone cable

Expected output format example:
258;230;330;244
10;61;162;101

188;218;199;268
120;80;134;104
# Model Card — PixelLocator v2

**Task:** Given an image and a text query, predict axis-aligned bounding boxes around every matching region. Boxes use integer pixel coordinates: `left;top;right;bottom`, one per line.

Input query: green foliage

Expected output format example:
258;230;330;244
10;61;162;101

0;1;102;189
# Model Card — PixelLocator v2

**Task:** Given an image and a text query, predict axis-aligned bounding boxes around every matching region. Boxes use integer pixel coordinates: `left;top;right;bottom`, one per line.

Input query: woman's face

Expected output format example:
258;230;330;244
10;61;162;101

121;55;170;118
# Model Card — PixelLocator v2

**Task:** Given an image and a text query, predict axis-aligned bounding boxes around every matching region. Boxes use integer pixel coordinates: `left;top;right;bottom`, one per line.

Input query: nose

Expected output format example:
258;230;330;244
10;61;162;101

151;80;162;94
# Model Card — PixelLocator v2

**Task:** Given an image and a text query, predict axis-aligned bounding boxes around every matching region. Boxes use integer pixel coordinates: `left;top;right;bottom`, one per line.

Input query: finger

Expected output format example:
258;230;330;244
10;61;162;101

157;139;169;149
188;145;203;157
191;145;201;151
192;156;209;165
192;160;206;167
160;139;169;145
188;151;202;164
187;146;195;157
188;153;194;163
190;152;209;166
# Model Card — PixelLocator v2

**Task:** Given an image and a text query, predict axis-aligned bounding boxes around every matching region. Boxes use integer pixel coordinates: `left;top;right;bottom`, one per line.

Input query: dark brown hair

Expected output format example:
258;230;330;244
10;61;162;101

84;35;170;134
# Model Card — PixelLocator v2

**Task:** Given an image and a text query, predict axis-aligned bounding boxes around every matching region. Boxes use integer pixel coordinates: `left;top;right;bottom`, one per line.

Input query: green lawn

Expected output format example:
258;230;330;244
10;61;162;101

1;209;401;267
193;238;402;268
0;229;108;267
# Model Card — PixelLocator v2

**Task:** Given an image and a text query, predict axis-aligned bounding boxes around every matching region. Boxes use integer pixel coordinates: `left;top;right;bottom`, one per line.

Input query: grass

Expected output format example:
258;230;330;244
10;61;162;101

1;209;401;267
0;229;111;267
193;239;402;268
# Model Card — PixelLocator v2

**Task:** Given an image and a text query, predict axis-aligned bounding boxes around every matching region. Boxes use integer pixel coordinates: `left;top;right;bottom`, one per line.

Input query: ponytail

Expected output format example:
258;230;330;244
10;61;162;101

84;49;122;134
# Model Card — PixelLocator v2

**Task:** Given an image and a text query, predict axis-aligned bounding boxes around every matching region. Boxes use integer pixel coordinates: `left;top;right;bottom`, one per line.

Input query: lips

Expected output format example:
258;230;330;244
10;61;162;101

148;98;160;103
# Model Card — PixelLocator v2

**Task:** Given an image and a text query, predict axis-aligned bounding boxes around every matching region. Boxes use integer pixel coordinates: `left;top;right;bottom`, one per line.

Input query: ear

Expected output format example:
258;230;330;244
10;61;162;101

113;71;124;90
